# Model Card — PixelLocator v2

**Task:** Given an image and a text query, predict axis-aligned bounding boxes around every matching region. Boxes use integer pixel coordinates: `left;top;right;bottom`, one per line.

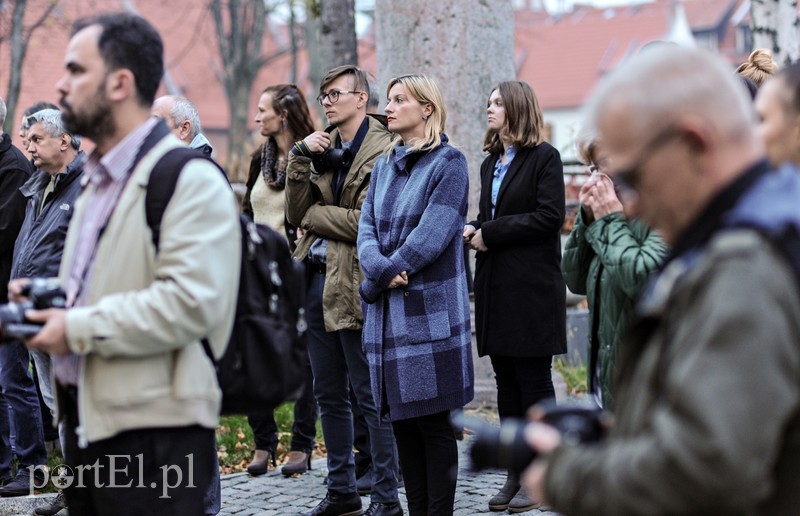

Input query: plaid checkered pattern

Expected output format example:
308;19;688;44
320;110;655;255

357;136;474;421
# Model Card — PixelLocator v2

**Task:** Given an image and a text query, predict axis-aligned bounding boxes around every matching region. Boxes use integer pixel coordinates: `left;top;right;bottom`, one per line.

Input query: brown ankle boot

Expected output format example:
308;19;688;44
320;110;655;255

281;450;311;476
507;485;541;513
247;449;276;476
488;473;521;511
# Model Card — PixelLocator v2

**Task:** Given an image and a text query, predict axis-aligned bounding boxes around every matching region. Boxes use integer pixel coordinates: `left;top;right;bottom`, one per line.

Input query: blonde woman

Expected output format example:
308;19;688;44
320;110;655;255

357;74;474;516
736;48;779;87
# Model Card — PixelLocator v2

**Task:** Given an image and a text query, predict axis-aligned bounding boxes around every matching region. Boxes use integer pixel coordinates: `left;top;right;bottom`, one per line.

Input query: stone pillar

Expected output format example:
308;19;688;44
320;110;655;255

375;0;516;219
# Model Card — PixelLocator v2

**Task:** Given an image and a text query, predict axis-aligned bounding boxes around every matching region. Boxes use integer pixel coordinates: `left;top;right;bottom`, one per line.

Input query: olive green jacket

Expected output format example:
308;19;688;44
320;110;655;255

562;210;667;410
285;115;391;331
546;230;800;515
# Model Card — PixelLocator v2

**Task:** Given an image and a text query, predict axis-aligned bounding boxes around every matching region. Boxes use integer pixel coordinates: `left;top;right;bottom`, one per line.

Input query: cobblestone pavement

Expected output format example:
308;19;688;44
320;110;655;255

219;437;559;516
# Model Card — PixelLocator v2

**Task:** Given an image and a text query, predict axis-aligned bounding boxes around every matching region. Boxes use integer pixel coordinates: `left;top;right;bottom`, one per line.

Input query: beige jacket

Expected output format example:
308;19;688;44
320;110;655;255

59;134;241;444
285;115;390;331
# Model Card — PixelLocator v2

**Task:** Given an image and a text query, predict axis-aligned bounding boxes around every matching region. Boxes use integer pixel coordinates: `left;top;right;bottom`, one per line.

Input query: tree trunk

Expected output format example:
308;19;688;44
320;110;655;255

375;0;516;221
4;0;27;135
751;0;799;66
3;0;59;135
210;0;269;182
304;0;325;121
289;0;299;85
318;0;357;68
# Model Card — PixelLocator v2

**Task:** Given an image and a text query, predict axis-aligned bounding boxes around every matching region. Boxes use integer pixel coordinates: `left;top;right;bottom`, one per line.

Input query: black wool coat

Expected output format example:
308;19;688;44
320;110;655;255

469;143;567;358
0;134;33;300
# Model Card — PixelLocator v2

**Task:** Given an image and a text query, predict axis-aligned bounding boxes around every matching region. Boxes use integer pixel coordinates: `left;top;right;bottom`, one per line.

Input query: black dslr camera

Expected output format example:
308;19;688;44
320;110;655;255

0;278;66;341
453;402;606;475
311;125;353;173
313;147;353;172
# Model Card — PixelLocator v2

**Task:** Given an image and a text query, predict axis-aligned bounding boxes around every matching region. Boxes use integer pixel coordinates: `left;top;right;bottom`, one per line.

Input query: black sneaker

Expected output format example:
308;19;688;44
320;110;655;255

364;501;404;516
0;473;37;497
34;490;68;515
300;490;363;516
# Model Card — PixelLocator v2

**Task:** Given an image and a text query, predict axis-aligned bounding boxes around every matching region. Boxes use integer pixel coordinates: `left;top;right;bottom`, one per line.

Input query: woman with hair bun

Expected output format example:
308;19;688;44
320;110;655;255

358;73;473;516
736;48;779;87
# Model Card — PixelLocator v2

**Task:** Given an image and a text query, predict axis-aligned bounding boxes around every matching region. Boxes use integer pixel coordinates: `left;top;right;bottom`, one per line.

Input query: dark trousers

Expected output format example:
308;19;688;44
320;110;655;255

306;271;398;503
392;411;457;516
490;355;555;420
61;389;216;516
248;351;318;453
0;340;46;478
351;383;371;477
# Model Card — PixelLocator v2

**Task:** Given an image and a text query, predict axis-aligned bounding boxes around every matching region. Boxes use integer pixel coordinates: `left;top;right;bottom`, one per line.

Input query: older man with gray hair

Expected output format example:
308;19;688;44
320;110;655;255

152;94;213;156
0;96;37;497
3;108;84;509
522;46;800;515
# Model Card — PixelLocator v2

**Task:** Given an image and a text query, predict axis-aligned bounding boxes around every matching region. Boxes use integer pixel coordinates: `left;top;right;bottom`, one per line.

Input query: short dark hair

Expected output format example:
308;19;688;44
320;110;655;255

72;13;164;107
319;65;370;100
23;102;59;117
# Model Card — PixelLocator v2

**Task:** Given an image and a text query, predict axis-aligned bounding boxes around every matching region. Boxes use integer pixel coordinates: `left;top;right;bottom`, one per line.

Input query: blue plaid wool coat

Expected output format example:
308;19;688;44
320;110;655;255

357;136;474;421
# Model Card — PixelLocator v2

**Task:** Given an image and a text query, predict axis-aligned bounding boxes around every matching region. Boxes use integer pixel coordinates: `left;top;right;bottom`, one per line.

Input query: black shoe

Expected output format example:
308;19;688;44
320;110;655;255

300;490;363;516
34;490;68;515
364;501;403;516
356;466;372;495
0;473;37;497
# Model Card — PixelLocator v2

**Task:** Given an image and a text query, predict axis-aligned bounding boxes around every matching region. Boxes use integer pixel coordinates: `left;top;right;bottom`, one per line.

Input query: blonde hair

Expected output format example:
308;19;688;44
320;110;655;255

736;49;779;87
385;74;446;154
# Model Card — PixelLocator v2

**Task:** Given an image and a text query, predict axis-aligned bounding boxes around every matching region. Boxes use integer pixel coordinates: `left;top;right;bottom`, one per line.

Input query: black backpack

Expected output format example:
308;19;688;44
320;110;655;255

144;147;308;415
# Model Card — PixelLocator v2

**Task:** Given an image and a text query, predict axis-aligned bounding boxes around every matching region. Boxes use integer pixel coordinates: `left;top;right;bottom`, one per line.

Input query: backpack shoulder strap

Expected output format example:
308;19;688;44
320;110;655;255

145;147;229;251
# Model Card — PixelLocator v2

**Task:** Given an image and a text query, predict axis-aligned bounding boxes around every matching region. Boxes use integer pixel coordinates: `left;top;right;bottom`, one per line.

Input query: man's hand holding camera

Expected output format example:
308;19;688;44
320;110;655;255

521;420;562;504
3;278;70;355
293;131;331;158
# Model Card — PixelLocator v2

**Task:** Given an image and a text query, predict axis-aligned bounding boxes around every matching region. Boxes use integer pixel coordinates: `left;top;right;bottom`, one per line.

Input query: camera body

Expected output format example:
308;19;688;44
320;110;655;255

310;125;354;173
455;402;606;475
0;278;66;341
312;147;353;172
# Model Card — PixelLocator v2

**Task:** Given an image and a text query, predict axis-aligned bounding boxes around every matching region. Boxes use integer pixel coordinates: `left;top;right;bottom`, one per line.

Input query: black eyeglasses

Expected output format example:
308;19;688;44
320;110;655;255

316;90;362;106
612;126;684;200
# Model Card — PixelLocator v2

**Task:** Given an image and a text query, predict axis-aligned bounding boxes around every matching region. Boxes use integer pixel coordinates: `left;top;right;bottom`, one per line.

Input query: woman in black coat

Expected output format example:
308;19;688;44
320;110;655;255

464;80;566;513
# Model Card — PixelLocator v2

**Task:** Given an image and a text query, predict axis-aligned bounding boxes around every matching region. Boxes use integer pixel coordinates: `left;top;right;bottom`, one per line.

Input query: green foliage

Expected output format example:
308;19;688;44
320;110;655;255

554;357;588;395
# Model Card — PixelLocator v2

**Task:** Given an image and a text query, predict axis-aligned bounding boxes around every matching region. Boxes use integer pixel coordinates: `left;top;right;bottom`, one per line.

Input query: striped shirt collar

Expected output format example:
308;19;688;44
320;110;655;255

84;117;159;184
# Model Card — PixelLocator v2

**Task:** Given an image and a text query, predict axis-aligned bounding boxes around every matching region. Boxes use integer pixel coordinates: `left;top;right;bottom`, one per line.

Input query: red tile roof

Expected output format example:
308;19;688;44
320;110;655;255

5;0;745;154
516;0;744;109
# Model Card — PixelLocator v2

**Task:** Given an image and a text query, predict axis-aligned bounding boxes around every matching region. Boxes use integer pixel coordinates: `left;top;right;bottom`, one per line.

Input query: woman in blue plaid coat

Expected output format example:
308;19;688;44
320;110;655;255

357;74;474;516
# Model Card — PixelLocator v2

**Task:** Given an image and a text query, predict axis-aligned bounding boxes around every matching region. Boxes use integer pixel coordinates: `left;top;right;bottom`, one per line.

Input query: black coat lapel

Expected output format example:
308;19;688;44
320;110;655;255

494;147;530;216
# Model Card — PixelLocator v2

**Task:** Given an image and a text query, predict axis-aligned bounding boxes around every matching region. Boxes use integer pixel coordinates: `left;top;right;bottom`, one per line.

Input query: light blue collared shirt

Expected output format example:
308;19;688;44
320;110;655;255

491;146;516;219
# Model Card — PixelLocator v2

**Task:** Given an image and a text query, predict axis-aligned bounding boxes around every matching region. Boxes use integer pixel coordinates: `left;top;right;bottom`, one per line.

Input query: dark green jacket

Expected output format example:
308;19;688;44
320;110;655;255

546;229;800;515
562;210;667;410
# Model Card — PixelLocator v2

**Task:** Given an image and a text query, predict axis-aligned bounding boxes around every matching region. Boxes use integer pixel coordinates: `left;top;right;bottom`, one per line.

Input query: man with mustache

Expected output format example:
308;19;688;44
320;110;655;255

16;12;240;514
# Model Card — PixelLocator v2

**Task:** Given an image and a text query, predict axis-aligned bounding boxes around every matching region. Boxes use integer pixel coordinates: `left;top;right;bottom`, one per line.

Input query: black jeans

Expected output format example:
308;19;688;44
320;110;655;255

392;411;457;516
248;351;317;453
61;389;216;516
490;355;555;420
